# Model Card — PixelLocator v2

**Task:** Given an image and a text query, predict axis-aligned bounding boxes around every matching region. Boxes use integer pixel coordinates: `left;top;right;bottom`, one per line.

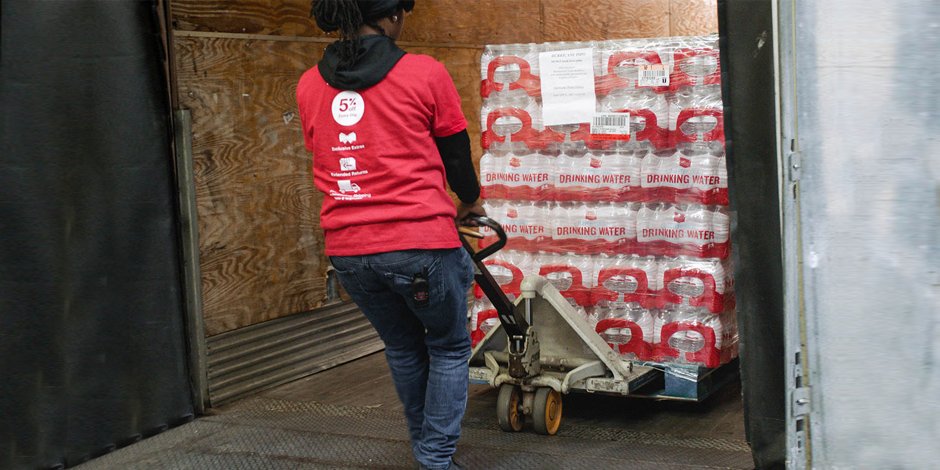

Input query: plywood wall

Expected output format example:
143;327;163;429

171;0;718;336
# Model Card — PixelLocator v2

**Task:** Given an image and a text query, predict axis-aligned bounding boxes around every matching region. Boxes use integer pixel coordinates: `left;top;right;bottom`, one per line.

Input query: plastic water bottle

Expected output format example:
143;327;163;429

597;150;644;202
641;152;686;204
661;256;731;313
683;150;729;206
481;43;541;101
671;39;721;88
594;304;655;360
537;252;594;306
554;149;604;202
653;307;723;367
601;88;671;150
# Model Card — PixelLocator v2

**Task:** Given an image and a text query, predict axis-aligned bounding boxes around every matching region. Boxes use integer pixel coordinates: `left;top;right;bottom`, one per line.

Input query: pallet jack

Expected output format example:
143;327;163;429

459;216;661;435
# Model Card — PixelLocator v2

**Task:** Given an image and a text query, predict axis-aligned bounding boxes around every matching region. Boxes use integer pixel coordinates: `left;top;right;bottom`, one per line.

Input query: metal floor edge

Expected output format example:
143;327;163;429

76;395;753;470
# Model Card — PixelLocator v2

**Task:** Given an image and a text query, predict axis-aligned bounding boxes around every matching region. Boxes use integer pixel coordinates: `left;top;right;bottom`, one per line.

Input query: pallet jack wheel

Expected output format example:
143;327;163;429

532;387;563;435
496;384;524;432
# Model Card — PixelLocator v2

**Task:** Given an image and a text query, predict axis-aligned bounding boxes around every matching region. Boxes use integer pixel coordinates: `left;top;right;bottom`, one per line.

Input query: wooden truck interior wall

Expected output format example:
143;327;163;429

169;0;719;336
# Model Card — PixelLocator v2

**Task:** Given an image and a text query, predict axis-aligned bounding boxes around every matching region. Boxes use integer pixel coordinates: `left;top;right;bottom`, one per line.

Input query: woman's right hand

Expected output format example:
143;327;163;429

456;200;486;226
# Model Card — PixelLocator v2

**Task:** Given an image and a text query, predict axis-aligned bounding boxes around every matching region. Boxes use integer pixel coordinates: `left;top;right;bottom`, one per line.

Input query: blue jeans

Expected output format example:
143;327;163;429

330;248;474;470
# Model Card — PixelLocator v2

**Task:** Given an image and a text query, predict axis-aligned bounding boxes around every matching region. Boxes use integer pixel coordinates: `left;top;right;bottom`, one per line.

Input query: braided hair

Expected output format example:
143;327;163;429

311;0;398;66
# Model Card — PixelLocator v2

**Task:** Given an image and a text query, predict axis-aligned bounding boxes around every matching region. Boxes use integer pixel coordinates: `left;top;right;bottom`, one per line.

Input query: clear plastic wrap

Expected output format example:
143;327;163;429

719;309;740;364
582;306;602;327
636;203;730;259
659;256;734;313
513;201;553;251
653;307;726;368
469;290;498;348
669;84;725;154
552;148;605;202
474;34;736;372
550;202;637;254
553;149;643;202
481;250;538;299
543;122;613;151
595;38;674;97
601;150;646;202
477;199;511;248
591;254;662;309
590;202;639;254
548;203;584;254
479;151;553;201
669;36;721;89
600;89;671;150
479;200;552;252
594;304;656;360
480;35;723;153
481;96;547;151
685;151;728;205
480;43;542;100
535;252;595;306
640;149;729;205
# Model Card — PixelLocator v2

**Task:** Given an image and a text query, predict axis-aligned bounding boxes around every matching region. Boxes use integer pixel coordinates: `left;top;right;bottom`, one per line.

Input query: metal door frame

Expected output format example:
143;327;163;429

774;0;811;467
777;1;940;468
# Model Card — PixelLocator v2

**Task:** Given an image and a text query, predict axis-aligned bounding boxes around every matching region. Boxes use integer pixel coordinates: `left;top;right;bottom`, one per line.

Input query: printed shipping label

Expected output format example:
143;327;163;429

591;113;631;141
638;63;669;87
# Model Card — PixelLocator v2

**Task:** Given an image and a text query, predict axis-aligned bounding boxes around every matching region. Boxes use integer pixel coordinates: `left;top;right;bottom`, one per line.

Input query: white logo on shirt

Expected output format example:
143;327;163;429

339;132;357;144
332;91;365;126
339;157;357;171
337;180;361;194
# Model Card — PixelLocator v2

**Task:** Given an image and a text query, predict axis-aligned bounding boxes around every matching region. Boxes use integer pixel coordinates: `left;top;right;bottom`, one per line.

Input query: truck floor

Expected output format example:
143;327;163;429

77;352;752;469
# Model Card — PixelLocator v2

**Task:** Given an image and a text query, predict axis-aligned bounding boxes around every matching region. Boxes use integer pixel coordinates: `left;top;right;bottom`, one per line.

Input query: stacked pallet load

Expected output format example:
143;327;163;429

469;35;737;369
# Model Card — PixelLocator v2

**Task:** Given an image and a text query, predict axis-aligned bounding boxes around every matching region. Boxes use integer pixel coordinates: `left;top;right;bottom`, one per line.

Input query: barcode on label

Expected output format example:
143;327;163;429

595;114;628;127
638;64;669;87
590;113;630;141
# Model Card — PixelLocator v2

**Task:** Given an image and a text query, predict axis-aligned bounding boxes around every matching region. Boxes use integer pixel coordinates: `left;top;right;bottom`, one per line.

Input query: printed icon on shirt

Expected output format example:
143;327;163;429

339;132;357;144
338;180;361;194
332;91;365;126
339;157;357;171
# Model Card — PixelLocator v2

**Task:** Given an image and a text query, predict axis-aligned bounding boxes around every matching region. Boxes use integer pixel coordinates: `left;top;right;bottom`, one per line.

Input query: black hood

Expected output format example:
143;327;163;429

318;35;406;91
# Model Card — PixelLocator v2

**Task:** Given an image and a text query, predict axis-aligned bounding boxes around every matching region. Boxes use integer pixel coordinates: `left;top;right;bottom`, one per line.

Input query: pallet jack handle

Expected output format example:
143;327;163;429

459;216;530;339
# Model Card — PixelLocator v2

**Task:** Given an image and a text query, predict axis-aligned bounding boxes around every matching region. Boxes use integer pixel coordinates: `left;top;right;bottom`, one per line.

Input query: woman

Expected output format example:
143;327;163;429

297;1;484;469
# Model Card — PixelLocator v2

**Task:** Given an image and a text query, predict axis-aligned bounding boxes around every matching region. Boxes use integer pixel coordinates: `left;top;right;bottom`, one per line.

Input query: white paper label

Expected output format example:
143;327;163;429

590;112;631;139
638;63;669;87
539;48;597;126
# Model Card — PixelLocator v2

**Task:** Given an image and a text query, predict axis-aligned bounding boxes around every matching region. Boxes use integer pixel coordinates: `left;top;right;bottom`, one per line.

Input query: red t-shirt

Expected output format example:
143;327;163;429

297;54;468;256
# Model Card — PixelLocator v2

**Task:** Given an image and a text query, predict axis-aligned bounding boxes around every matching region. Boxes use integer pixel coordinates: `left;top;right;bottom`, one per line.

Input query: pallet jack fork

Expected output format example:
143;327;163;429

460;217;656;435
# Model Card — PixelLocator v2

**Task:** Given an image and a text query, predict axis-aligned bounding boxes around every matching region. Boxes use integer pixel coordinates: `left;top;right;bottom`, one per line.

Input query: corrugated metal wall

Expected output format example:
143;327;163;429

205;302;383;405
